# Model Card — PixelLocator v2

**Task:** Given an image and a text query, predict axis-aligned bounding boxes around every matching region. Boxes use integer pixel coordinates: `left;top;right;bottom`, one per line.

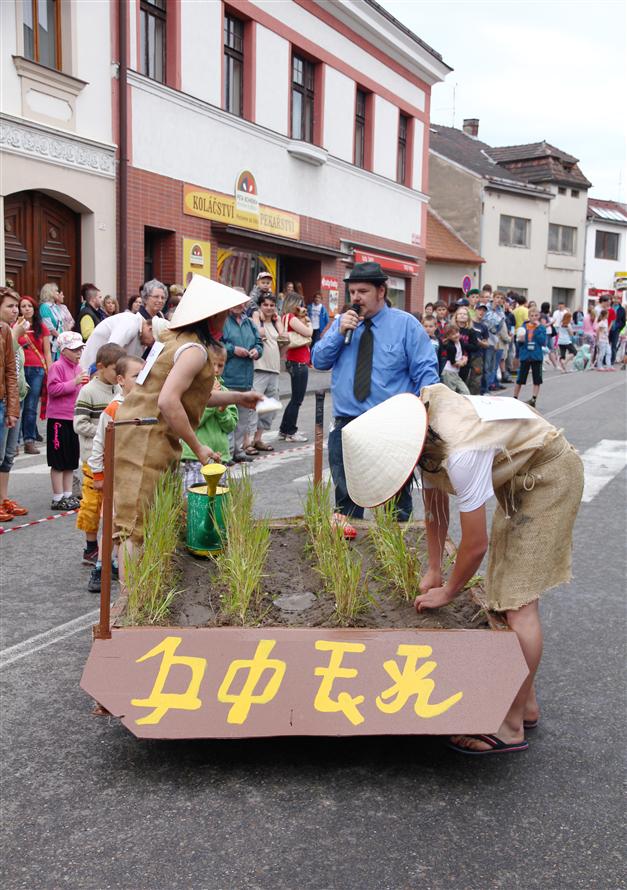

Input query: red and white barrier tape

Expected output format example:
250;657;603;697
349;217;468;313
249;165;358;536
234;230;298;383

0;509;77;536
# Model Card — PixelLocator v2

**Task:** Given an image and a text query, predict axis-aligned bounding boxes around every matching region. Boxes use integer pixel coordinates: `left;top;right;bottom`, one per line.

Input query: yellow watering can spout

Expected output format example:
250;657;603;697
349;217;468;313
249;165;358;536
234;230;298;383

201;463;226;497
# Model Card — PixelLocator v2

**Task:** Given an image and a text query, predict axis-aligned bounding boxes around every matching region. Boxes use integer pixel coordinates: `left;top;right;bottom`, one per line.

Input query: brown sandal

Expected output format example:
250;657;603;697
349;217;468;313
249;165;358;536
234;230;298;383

244;446;259;455
254;442;274;451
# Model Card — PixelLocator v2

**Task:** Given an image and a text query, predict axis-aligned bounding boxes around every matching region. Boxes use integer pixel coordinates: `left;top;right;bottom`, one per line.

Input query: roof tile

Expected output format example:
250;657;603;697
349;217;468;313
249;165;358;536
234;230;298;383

426;210;484;264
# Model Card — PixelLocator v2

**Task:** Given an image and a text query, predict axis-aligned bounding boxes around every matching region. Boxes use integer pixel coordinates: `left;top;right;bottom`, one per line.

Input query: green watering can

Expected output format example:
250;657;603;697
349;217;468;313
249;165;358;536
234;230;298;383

186;463;228;557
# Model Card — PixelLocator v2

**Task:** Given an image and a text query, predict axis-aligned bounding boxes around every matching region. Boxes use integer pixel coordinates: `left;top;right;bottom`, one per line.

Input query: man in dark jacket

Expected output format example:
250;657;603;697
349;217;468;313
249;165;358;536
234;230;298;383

75;283;106;340
610;296;626;363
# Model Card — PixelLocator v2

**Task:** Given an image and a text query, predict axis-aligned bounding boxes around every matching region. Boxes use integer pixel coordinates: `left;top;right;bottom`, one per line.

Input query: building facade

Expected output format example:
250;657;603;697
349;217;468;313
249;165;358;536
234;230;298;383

0;0;117;316
424;208;483;304
583;198;627;300
117;0;449;312
429;122;591;307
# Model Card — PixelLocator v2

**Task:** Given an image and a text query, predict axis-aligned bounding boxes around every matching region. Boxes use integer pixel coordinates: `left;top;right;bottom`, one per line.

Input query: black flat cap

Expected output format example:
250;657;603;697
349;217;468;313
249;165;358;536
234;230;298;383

345;261;388;284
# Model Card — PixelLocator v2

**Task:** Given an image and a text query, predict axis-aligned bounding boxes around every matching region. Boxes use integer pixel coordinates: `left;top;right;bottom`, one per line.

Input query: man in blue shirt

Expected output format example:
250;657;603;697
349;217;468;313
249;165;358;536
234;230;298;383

311;262;439;521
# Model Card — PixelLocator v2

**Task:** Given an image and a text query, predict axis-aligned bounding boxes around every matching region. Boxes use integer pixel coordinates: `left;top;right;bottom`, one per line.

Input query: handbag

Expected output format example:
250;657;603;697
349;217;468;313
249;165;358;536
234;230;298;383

283;314;312;348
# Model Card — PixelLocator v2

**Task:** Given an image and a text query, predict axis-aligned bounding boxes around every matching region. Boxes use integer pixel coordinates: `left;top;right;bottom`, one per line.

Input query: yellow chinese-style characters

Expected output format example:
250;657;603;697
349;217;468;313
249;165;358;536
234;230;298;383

217;639;286;724
130;636;463;727
313;640;367;725
376;644;463;717
131;636;207;725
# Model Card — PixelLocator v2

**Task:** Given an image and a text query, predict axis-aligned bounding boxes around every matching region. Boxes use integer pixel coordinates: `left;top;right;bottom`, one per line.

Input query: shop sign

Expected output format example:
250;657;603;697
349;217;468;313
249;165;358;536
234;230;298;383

354;249;419;276
184;184;300;241
321;276;338;290
81;626;528;739
588;288;615;297
182;238;211;286
234;170;260;224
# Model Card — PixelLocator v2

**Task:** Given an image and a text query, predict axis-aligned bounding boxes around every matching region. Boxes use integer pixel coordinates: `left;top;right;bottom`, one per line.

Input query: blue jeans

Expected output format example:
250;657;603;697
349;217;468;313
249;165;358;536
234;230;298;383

328;417;413;520
280;361;308;436
485;346;503;388
21;366;45;442
0;401;23;472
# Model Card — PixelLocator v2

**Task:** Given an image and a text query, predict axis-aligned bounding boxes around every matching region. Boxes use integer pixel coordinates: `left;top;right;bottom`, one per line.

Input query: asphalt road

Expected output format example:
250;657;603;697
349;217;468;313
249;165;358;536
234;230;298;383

1;366;625;890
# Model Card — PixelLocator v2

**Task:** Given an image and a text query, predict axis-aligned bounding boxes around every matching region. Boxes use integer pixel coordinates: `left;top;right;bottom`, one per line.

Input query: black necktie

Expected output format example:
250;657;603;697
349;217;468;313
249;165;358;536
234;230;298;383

353;319;373;402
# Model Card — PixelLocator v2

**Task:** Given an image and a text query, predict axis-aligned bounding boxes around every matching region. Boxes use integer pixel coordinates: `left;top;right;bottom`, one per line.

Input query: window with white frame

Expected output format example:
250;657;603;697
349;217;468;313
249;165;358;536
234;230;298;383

499;215;530;248
548;224;576;255
595;230;619;261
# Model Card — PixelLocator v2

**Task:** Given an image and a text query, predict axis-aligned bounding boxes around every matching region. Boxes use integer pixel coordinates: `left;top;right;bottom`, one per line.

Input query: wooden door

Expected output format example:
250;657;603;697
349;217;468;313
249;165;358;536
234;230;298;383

4;191;80;316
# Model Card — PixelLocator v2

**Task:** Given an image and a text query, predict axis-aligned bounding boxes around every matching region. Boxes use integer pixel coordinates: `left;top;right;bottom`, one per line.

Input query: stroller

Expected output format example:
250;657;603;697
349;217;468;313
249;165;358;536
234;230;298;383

573;343;592;371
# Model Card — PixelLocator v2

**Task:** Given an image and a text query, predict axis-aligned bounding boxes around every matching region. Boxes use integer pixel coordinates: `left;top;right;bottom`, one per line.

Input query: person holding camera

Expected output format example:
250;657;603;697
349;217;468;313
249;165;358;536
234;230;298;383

278;293;313;443
251;293;286;451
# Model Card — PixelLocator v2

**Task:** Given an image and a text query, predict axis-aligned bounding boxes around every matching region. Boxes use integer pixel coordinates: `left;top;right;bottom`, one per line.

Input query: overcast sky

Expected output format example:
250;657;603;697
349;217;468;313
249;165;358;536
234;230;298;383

381;0;626;200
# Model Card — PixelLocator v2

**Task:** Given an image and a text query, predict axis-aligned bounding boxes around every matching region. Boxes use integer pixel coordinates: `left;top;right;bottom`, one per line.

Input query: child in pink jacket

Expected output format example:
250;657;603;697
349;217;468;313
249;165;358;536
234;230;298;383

46;331;89;512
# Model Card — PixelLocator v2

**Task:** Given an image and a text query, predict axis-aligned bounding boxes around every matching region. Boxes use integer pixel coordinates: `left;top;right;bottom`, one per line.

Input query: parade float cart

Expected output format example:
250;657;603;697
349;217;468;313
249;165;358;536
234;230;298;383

81;396;528;740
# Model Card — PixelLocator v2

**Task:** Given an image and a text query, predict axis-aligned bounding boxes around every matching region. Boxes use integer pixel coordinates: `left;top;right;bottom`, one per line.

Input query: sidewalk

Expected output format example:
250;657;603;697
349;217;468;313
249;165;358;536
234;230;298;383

277;366;331;398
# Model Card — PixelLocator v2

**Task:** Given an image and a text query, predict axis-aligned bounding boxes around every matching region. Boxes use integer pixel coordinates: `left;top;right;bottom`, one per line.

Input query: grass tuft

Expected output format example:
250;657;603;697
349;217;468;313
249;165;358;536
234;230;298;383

304;481;370;624
213;470;270;625
124;467;183;625
369;502;423;602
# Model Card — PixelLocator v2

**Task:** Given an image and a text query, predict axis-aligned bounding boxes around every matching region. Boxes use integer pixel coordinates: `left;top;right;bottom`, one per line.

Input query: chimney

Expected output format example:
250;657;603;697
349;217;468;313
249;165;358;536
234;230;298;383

463;118;479;138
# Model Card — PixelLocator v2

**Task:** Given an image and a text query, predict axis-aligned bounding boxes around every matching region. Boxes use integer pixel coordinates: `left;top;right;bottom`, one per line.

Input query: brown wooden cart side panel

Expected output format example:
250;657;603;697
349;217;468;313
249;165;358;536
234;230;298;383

80;627;527;740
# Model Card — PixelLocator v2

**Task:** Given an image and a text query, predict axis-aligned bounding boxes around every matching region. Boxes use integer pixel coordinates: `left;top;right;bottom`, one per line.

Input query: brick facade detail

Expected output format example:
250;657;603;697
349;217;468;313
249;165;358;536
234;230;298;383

122;166;427;311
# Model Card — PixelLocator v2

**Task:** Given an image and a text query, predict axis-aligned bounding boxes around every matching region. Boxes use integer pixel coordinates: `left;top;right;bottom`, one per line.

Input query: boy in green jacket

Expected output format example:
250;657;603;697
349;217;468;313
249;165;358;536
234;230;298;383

180;342;238;492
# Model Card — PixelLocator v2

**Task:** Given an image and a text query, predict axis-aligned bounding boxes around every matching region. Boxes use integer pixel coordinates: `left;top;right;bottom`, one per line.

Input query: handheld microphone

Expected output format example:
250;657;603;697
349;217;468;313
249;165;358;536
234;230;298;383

344;303;361;345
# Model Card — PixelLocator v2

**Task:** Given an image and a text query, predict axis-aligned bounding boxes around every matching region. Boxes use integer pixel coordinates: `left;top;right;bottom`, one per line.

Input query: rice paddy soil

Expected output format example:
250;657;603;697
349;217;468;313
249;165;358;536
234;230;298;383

162;521;491;630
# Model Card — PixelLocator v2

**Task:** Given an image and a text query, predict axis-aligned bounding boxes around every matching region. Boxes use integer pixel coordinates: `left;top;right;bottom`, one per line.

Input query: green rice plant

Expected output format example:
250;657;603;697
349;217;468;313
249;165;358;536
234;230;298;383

213;470;270;624
304;481;370;623
369;502;424;602
124;467;183;625
331;529;370;625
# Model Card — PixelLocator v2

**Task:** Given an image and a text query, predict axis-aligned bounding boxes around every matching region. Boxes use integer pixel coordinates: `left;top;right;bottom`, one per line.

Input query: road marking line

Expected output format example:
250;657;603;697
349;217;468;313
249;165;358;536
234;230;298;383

544;379;625;419
0;610;99;669
579;439;627;503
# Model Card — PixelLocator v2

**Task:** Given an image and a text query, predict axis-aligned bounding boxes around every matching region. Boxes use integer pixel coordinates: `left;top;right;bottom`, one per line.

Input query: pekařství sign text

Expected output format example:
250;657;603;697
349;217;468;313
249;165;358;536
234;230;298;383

81;627;528;739
184;185;300;240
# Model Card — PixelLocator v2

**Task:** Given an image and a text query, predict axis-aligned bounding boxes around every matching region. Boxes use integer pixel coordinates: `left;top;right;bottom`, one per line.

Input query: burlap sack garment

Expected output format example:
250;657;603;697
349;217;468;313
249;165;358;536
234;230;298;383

113;330;214;543
420;384;584;611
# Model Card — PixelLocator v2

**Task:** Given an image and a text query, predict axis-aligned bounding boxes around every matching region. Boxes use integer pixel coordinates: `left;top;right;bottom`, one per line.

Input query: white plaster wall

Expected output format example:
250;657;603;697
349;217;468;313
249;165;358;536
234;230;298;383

1;0;23;116
180;0;222;106
249;0;426;111
584;220;627;292
481;190;552;299
545;185;587;273
372;95;397;180
323;67;354;161
73;0;112;143
425;262;481;302
412;119;424;192
128;0;137;70
255;26;289;136
131;79;424;245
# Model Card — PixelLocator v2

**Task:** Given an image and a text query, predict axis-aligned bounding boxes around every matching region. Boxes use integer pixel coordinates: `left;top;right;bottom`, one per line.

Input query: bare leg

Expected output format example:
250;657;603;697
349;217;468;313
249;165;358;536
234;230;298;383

0;472;9;501
532;384;540;399
513;383;522;398
451;600;543;750
50;469;63;498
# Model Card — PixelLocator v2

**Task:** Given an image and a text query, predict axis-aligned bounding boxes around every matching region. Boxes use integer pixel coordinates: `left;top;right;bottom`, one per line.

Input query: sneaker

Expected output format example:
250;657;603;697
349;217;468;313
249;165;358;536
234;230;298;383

280;432;308;442
0;507;14;522
526;396;537;407
87;566;102;593
83;547;99;566
51;497;69;512
65;496;81;510
24;442;40;455
1;499;28;517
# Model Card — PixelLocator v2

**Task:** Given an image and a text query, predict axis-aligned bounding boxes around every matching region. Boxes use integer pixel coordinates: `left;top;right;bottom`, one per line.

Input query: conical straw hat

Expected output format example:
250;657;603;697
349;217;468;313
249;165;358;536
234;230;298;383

169;275;247;330
342;393;428;509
